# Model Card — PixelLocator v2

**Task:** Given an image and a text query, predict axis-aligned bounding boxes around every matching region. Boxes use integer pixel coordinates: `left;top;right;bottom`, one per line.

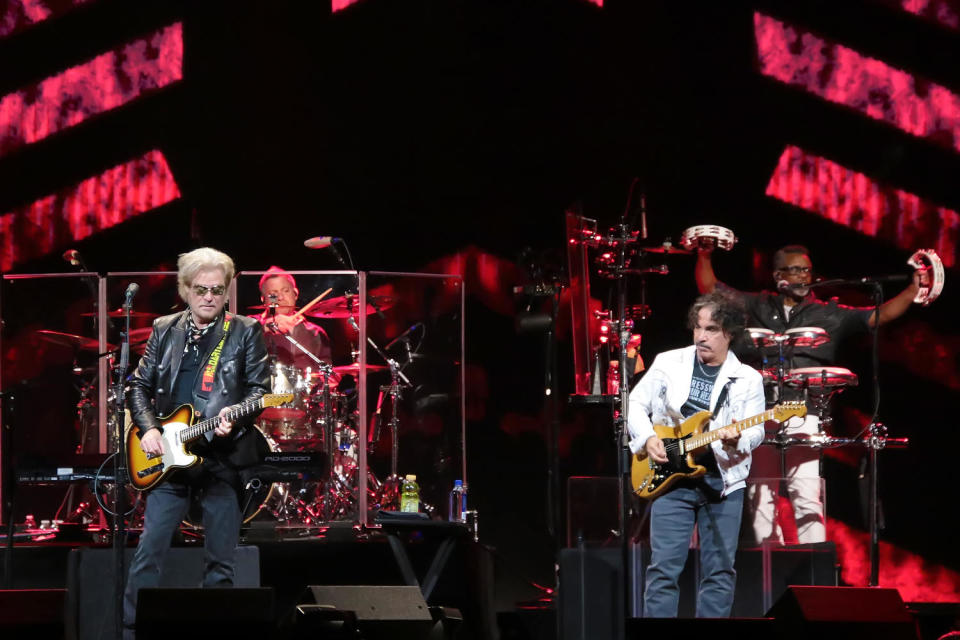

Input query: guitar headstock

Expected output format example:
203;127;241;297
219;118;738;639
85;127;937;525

263;393;295;407
773;401;807;422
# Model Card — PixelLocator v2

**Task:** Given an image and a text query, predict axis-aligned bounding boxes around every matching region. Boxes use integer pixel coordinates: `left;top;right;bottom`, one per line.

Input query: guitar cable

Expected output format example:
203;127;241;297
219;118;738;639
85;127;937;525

93;452;141;518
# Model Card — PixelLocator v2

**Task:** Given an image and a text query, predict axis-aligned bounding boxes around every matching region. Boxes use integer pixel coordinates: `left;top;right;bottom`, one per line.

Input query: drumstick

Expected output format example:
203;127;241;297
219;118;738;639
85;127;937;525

291;288;333;320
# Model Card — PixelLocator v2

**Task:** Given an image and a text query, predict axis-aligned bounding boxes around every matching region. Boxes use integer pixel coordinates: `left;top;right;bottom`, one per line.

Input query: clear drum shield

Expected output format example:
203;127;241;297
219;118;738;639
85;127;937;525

366;271;466;526
1;273;102;523
233;270;465;531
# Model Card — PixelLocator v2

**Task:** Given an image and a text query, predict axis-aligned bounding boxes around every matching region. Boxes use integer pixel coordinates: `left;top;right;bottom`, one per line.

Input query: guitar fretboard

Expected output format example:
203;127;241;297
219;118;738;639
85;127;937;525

682;408;777;454
181;397;266;443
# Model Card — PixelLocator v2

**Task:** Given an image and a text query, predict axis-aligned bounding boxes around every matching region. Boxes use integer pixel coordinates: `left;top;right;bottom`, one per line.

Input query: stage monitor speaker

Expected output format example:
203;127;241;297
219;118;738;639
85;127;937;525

135;587;274;639
0;589;65;639
766;586;919;640
302;585;434;640
66;545;261;640
558;547;625;640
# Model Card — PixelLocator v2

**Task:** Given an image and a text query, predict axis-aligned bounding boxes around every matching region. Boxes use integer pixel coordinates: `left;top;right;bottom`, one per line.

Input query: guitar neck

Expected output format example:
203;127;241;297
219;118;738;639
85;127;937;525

181;397;265;443
685;408;775;452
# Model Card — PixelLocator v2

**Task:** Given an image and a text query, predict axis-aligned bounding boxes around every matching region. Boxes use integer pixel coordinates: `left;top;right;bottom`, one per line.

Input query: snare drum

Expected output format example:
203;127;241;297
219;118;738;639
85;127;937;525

785;366;858;391
783;327;830;349
259;362;315;441
746;327;777;349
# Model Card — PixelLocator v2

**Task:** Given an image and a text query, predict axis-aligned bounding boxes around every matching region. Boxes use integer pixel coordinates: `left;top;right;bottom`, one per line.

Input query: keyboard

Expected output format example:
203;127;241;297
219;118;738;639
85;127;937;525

16;467;116;483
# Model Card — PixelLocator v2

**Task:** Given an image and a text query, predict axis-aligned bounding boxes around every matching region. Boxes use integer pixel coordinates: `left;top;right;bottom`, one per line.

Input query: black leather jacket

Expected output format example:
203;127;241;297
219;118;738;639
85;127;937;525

129;310;270;468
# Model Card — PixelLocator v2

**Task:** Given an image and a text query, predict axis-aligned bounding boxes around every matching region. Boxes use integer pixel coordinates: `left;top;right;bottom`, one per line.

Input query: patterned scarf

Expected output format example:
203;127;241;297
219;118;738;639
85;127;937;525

185;312;219;353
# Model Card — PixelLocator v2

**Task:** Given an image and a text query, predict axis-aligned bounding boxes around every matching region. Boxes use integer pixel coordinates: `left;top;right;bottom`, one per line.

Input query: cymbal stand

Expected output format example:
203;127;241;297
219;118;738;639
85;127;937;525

376;364;405;509
366;329;411;509
346;317;412;512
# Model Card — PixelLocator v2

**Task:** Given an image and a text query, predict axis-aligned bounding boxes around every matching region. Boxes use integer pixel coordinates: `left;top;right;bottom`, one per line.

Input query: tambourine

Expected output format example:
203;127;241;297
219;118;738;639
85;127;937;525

679;225;738;252
907;249;944;306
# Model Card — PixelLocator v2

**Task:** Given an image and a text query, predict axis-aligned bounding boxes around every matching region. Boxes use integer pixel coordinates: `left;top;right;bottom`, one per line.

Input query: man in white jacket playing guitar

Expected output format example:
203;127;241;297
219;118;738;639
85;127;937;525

628;291;766;618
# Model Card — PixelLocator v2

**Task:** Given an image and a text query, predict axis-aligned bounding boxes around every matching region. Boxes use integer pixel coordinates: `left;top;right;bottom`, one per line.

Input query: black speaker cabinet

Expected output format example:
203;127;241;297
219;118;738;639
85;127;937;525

65;545;260;640
731;542;837;617
767;586;919;640
301;585;434;640
558;547;626;640
0;589;66;639
135;587;274;639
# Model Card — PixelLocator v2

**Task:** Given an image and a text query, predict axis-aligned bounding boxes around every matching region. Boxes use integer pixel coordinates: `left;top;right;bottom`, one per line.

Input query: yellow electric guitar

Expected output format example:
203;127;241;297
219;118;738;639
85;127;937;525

125;393;293;490
631;401;806;500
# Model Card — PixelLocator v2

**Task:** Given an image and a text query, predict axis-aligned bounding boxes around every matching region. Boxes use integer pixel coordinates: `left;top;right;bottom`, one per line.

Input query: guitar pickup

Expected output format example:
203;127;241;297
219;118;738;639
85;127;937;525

137;463;164;478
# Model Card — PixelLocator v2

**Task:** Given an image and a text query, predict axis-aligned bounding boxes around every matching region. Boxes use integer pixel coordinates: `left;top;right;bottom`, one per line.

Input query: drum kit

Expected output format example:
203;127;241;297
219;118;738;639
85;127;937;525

236;291;417;528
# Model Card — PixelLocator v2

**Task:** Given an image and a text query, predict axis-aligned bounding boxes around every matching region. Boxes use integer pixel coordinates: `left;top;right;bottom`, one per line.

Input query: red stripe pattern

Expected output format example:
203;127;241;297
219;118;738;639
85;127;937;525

754;12;960;154
765;145;959;268
0;149;180;272
0;22;183;158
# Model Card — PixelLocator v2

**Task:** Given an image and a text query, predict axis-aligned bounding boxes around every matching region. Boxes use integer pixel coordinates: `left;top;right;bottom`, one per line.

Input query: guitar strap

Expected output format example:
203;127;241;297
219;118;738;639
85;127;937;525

198;314;232;396
710;378;735;421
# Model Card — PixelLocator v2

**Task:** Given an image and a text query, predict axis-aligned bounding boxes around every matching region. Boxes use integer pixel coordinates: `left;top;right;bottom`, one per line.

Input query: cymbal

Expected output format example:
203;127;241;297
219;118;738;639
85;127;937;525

36;329;113;352
81;308;159;319
641;244;692;255
129;327;153;354
306;295;395;319
129;327;153;341
332;363;389;375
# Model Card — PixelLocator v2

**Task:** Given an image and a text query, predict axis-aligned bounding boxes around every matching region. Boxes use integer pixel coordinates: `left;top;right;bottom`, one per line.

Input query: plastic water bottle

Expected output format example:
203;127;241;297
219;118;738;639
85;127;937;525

400;474;420;513
448;480;468;522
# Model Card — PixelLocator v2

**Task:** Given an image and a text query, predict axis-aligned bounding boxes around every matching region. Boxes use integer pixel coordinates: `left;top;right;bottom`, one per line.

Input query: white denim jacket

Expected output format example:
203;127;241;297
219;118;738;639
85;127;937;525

627;345;766;495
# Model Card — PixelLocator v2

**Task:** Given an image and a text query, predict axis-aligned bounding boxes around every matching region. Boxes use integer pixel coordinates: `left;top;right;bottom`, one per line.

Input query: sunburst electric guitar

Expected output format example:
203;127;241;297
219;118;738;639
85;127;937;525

631;401;806;500
126;393;293;491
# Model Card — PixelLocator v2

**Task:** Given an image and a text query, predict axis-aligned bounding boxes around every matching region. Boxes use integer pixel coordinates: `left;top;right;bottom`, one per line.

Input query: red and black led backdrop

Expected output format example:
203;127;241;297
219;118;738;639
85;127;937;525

1;0;959;603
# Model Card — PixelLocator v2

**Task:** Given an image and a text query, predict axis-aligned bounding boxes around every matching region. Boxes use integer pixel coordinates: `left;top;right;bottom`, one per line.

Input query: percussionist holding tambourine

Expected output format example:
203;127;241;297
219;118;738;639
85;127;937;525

684;226;939;546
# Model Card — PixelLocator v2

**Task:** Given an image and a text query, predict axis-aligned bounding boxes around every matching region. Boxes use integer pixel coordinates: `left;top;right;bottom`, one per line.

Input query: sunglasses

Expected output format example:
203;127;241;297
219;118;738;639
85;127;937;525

192;284;227;296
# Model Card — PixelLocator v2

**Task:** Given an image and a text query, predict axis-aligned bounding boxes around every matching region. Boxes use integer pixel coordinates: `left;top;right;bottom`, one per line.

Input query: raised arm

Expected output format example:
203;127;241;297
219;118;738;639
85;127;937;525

695;247;719;294
868;269;926;328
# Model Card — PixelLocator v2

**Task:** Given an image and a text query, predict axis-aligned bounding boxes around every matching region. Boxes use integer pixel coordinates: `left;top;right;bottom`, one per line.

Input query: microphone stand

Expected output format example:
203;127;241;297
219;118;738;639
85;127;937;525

866;283;884;587
607;214;635;630
112;295;133;640
784;277;896;585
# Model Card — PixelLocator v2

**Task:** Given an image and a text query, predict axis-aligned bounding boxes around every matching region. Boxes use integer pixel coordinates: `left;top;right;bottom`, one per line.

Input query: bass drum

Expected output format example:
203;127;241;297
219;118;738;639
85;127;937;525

182;427;279;528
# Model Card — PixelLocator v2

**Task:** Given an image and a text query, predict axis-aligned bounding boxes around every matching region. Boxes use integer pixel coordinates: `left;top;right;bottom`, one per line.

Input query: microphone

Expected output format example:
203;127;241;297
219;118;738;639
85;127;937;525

305;235;350;268
124;282;140;304
776;279;791;291
63;249;82;266
858;274;911;284
304;236;342;249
